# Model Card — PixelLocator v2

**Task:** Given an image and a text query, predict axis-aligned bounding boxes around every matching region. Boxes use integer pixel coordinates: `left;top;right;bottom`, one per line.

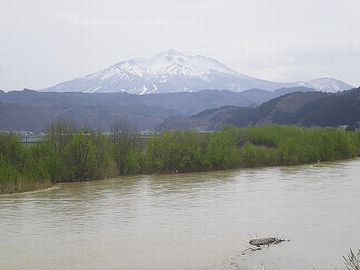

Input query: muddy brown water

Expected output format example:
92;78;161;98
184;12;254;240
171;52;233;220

1;159;360;270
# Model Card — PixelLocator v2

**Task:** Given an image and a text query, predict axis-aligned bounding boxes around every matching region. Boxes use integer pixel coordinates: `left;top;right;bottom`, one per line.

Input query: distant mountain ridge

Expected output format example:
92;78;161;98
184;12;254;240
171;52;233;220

158;87;360;131
0;86;313;131
296;78;354;93
2;87;359;132
42;49;353;94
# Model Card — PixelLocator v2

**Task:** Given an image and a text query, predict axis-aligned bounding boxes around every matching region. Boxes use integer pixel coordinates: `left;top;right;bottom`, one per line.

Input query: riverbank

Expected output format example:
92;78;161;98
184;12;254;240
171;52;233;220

4;156;360;196
1;121;360;194
0;181;52;195
0;185;59;197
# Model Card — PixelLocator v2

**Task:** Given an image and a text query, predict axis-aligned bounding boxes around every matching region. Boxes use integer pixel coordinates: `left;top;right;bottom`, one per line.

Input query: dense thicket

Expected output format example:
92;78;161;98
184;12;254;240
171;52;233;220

0;133;52;193
1;120;360;194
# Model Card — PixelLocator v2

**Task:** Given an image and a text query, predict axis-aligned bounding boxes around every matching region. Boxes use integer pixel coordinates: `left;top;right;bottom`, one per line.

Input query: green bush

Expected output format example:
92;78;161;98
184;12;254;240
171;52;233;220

1;123;360;194
0;135;51;193
205;126;240;169
146;130;203;173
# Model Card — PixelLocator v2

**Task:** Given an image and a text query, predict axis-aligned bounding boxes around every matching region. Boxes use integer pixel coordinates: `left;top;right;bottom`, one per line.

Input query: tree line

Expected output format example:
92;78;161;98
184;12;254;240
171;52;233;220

1;119;360;194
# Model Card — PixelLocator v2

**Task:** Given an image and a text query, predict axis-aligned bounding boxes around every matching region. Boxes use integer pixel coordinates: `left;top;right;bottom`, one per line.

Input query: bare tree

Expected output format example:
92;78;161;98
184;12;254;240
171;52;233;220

110;119;140;175
111;119;139;146
47;118;78;153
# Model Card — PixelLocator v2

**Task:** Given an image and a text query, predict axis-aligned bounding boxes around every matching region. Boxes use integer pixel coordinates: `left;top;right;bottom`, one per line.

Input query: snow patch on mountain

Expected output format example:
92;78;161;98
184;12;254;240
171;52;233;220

296;78;354;93
42;50;353;94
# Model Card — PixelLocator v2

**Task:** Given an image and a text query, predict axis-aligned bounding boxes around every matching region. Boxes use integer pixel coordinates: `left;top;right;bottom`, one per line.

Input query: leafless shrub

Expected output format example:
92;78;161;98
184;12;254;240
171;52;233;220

110;119;139;146
47;118;78;153
344;249;360;270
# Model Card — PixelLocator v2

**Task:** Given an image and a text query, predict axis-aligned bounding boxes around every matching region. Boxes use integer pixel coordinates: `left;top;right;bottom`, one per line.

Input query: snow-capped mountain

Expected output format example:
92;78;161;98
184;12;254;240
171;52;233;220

42;49;353;94
296;78;354;93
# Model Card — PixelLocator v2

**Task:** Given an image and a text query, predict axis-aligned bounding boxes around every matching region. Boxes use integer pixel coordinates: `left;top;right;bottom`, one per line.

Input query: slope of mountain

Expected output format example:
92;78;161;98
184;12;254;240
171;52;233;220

0;87;311;131
3;86;357;132
293;88;360;127
41;50;353;94
158;87;360;131
0;102;52;131
0;90;178;131
296;78;354;93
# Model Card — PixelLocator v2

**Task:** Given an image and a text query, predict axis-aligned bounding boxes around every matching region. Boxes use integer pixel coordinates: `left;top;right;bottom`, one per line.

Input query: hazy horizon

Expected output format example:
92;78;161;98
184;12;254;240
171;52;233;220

0;0;359;90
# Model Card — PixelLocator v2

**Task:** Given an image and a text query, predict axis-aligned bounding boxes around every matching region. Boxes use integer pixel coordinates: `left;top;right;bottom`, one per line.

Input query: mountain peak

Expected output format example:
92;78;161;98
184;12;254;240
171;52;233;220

160;48;183;55
296;77;353;93
151;49;185;60
41;51;354;94
164;48;181;55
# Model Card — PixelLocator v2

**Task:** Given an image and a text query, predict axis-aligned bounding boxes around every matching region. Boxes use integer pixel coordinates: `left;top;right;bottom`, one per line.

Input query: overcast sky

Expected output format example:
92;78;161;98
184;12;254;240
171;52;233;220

0;0;359;90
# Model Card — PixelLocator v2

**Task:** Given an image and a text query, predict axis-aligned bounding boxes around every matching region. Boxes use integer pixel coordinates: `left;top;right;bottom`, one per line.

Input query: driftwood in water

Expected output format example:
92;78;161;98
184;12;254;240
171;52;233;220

241;246;262;255
241;237;289;255
249;237;286;246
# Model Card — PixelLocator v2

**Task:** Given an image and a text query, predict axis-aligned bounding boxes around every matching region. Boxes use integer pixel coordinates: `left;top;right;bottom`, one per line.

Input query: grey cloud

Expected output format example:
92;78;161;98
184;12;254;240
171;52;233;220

0;0;359;89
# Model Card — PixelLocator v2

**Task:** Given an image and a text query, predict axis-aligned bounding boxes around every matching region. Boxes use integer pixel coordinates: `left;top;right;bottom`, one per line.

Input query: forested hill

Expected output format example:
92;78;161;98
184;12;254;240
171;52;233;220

158;87;360;131
0;87;312;131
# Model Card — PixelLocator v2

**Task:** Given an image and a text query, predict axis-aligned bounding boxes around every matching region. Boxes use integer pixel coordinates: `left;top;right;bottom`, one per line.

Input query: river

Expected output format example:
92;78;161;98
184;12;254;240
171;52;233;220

1;159;360;270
